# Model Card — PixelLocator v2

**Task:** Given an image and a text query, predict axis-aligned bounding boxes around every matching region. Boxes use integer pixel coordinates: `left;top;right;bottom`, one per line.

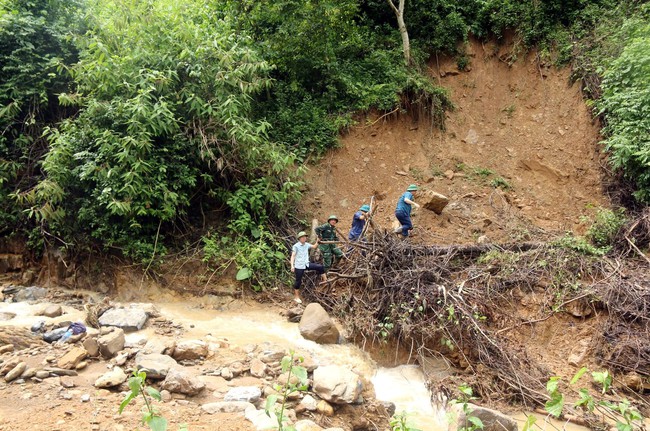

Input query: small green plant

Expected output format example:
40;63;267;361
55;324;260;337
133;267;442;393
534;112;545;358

265;350;309;431
119;370;187;431
553;233;608;256
449;385;484;431
544;367;644;431
377;317;395;342
473;167;494;178
502;104;516;118
456;55;470;71
409;167;424;181
490;177;512;190
390;411;422;431
587;207;626;248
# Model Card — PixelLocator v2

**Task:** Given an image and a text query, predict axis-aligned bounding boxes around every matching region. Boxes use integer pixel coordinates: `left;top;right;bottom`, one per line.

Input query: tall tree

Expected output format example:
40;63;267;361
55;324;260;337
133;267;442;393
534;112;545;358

387;0;411;65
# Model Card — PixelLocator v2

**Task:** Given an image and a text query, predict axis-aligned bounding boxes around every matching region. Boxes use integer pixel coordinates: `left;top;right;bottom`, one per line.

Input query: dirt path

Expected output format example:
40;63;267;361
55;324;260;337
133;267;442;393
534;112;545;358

304;38;607;245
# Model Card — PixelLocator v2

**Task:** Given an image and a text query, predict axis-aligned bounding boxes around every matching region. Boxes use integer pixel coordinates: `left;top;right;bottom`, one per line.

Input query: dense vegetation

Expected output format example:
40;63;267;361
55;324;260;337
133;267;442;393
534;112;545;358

0;0;648;283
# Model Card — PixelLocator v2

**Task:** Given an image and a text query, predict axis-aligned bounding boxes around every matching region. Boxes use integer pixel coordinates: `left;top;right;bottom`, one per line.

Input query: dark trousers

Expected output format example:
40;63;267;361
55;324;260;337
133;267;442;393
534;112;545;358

395;210;412;237
294;263;325;290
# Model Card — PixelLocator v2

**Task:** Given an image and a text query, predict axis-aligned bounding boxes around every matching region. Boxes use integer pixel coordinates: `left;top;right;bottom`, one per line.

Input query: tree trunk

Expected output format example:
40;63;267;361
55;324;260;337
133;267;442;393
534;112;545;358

388;0;411;65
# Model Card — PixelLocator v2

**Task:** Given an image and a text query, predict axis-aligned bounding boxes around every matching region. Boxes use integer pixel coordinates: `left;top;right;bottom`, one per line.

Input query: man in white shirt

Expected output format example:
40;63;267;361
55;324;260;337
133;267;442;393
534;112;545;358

290;231;327;303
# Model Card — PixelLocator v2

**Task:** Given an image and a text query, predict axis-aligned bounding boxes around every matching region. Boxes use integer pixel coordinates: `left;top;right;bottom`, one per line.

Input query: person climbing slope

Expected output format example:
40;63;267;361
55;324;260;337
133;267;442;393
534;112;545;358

348;204;370;241
394;184;420;237
290;231;327;304
315;215;343;271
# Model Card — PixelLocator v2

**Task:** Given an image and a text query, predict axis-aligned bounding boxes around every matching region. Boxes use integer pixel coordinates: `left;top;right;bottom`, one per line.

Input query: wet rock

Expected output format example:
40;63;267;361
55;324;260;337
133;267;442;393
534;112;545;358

316;400;334;416
43;327;68;343
313;365;362;404
57;347;88;370
250;358;267;378
40;305;63;318
82;337;100;357
297;394;318;412
0;344;13;354
453;403;517;431
286;306;303;323
245;406;278;431
295;420;323;431
135;353;177;379
224;386;261;403
13;286;47;302
94;367;127;388
161;368;205;396
202;401;254;414
420;190;450;215
97;328;125;358
0;312;16;321
299;303;340;344
172;340;208;361
5;362;27;382
257;344;286;363
98;307;148;332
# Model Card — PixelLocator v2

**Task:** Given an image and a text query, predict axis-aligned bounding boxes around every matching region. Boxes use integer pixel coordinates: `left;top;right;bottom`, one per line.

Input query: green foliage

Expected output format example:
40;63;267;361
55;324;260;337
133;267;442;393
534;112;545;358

202;227;289;290
265;350;309;431
119;370;187;431
552;233;609;257
449;385;484;431
597;10;650;203
390;411;422;431
586;207;626;248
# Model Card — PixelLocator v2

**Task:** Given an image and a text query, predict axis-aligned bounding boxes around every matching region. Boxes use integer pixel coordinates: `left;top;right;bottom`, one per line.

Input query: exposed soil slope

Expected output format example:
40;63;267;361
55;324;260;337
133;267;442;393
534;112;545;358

304;39;607;244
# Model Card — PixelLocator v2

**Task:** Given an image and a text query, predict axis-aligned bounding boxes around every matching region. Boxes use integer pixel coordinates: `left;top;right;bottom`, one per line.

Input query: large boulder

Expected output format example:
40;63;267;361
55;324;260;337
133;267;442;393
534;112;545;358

420;190;449;214
453;404;517;431
0;326;42;350
299;303;340;344
94;367;128;388
135;353;178;379
39;305;63;318
172;340;208;361
161;368;205;396
312;365;362;404
98;307;148;332
97;328;125;358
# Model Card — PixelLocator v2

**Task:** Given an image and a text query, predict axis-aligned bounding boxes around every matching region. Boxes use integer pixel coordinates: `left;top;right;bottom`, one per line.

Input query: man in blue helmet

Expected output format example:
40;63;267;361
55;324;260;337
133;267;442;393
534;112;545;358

394;184;421;237
348;204;371;241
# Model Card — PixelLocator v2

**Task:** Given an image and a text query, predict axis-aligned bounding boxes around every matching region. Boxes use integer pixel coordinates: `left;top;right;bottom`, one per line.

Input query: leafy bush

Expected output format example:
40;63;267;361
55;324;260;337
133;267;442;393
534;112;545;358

586;208;627;248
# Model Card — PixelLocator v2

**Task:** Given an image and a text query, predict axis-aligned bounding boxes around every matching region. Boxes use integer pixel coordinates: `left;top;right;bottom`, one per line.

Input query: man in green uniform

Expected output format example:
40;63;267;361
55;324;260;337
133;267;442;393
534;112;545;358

315;215;344;272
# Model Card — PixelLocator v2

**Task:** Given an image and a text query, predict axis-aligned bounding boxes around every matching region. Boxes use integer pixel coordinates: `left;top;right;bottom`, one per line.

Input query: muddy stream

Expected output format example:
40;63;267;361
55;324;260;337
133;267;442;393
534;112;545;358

0;296;587;431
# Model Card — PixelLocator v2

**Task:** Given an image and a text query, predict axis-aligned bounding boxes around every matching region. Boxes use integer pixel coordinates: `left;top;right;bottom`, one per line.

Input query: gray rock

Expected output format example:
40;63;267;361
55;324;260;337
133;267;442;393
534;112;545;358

160;368;205;396
4;362;27;382
202;401;254;414
220;367;233;380
454;403;517;431
299;303;340;344
20;367;37;379
41;305;63;318
143;338;174;355
43;327;68;343
312;365;362;404
31;320;46;333
172;340;208;361
94;367;127;388
97;328;125;358
98;307;148;332
224;386;261;403
135;353;177;379
245;406;278;431
35;370;50;379
256;344;286;363
13;286;47;302
0;312;16;321
297;394;318;412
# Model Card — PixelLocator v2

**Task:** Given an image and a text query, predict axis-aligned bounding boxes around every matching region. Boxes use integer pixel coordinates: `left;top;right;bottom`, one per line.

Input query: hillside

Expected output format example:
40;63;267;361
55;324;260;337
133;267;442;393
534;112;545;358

304;39;607;244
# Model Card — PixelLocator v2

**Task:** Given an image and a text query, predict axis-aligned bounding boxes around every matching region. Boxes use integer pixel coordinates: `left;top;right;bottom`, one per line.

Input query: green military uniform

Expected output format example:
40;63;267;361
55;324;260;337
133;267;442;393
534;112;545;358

315;217;343;271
